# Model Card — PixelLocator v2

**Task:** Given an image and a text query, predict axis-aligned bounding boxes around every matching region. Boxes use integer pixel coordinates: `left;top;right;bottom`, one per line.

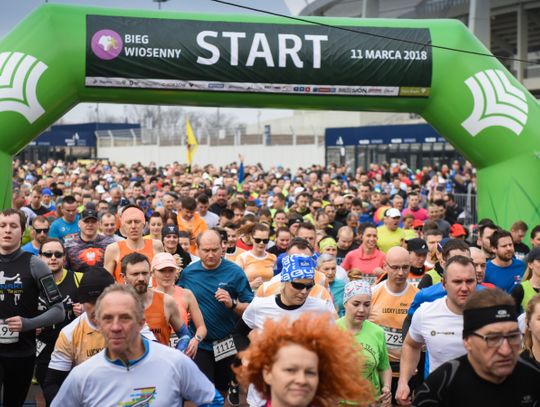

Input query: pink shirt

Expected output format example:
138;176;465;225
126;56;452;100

342;245;385;274
402;206;428;221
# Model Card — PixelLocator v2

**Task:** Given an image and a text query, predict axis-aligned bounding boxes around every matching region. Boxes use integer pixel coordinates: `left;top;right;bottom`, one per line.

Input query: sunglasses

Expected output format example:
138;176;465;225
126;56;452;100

290;281;315;291
41;251;64;258
35;228;49;234
253;238;270;244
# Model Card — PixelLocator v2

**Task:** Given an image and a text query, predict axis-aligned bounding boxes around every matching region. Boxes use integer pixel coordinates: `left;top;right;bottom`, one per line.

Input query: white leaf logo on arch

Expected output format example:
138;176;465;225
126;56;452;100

0;52;48;124
461;69;528;137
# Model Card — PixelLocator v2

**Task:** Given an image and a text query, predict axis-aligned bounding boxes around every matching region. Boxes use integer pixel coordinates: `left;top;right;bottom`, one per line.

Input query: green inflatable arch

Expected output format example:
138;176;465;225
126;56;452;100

1;5;539;230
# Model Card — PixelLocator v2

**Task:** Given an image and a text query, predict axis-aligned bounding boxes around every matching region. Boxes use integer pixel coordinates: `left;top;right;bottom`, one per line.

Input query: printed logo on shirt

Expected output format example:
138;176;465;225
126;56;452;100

430;330;456;336
118;386;157;406
0;271;23;305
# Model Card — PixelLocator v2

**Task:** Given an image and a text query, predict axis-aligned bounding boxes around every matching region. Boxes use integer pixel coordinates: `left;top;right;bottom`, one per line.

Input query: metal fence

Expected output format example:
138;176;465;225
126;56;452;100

96;128;324;148
453;192;477;226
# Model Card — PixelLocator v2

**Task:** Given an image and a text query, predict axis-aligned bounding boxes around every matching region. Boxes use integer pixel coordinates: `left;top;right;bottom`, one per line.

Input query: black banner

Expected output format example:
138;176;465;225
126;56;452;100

86;15;432;97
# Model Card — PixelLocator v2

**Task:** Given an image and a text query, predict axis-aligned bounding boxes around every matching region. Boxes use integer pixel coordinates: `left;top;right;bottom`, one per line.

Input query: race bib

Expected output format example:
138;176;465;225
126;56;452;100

213;336;237;362
0;320;19;344
36;339;46;356
383;326;403;347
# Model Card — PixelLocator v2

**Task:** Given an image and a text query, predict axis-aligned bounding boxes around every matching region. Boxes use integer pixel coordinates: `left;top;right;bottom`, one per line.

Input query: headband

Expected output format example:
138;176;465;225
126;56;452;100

343;280;372;304
463;305;517;338
121;207;145;223
281;255;316;282
319;237;337;252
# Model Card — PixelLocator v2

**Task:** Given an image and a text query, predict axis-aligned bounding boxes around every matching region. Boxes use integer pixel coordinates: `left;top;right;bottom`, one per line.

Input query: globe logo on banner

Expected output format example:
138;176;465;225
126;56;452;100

91;29;123;60
461;69;528;137
0;52;48;124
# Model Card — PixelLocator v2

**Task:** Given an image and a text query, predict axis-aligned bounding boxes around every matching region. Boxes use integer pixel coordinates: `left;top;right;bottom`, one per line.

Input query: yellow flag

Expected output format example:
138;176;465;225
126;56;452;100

186;118;198;165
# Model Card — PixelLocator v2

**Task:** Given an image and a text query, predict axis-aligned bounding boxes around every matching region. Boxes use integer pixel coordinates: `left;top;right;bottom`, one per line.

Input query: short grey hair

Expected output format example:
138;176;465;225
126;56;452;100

317;253;337;268
95;284;145;323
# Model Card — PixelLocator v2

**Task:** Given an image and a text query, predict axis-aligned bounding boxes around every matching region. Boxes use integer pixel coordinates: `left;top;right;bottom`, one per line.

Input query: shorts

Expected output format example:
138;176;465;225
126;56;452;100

194;348;236;392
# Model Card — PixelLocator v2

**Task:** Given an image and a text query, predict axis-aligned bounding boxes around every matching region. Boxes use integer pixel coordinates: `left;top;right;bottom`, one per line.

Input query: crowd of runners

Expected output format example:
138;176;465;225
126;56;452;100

0;156;539;406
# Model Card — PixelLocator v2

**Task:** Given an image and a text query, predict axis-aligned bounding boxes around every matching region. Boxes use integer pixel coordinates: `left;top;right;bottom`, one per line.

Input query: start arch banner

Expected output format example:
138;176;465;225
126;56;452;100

0;5;539;229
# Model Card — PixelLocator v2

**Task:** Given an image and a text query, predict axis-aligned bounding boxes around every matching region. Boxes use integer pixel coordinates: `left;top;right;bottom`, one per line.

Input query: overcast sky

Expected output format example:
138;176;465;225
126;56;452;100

0;0;294;124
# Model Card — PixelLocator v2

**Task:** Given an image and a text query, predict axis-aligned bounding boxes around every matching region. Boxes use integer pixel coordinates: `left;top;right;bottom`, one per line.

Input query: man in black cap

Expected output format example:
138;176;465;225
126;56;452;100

43;267;116;404
412;288;540;406
406;238;429;288
64;208;115;272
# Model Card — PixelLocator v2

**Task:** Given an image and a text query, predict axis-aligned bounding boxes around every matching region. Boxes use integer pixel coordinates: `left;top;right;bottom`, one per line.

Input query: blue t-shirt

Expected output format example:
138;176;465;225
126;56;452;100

178;258;253;351
21;242;39;256
485;258;525;293
49;216;80;244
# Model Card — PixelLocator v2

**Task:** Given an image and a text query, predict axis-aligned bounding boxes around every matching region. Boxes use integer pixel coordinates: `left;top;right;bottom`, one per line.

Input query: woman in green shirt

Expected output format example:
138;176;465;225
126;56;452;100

337;280;392;407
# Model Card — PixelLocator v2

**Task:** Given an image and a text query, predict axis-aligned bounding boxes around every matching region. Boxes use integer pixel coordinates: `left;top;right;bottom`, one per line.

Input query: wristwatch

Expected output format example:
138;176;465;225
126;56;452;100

194;334;203;342
230;298;238;310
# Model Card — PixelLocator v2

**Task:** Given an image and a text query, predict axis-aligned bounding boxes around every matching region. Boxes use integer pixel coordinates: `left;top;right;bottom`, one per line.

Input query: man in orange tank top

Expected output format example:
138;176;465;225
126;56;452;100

369;246;418;403
121;252;191;352
104;205;163;284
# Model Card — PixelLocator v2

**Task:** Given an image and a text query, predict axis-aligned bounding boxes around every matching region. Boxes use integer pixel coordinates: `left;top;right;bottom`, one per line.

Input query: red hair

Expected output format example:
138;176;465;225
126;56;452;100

234;313;375;406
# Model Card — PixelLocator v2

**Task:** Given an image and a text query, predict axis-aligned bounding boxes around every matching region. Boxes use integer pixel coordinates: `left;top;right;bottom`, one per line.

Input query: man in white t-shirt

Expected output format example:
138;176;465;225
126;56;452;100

396;255;477;406
51;284;222;407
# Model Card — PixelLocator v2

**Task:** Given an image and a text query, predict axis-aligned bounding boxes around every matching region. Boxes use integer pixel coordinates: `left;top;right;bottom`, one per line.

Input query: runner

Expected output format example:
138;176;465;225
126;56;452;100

369;246;418;402
65;208;114;272
35;238;83;389
338;280;392;406
120;252;190;350
50;284;223;407
396;255;478;405
235;223;277;290
178;230;253;394
104;205;163;283
0;209;64;407
413;289;539;406
342;223;385;284
151;252;206;353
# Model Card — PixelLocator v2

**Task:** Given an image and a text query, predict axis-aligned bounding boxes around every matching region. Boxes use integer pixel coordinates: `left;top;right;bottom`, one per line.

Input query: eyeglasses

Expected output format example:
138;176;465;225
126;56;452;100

34;228;49;234
41;251;64;258
470;332;522;348
290;281;315;291
253;238;270;244
386;264;411;271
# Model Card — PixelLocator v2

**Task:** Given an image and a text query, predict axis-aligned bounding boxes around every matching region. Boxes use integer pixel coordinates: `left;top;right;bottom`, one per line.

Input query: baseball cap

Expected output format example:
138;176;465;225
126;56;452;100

437;237;452;253
151;252;179;270
526;247;540;263
81;209;98;221
406;238;428;255
288;216;303;228
385;208;401;218
450;223;467;238
412;219;424;229
162;225;179;237
42;188;53;197
78;267;115;303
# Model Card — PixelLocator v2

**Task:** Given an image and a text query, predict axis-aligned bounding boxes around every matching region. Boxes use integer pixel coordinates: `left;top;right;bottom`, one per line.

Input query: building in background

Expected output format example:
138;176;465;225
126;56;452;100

18;122;140;162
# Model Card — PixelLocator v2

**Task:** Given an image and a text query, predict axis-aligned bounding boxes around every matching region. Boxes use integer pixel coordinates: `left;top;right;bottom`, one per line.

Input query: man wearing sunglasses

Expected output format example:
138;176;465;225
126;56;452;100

36;238;83;393
64;208;114;273
22;216;50;256
412;288;540;407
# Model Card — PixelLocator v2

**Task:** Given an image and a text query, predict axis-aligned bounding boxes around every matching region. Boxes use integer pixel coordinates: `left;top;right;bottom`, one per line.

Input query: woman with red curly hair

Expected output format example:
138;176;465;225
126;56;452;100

234;313;374;407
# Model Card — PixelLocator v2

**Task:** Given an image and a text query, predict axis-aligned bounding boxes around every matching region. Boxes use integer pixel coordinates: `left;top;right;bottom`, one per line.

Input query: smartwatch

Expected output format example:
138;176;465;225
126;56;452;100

194;334;203;342
231;298;238;310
